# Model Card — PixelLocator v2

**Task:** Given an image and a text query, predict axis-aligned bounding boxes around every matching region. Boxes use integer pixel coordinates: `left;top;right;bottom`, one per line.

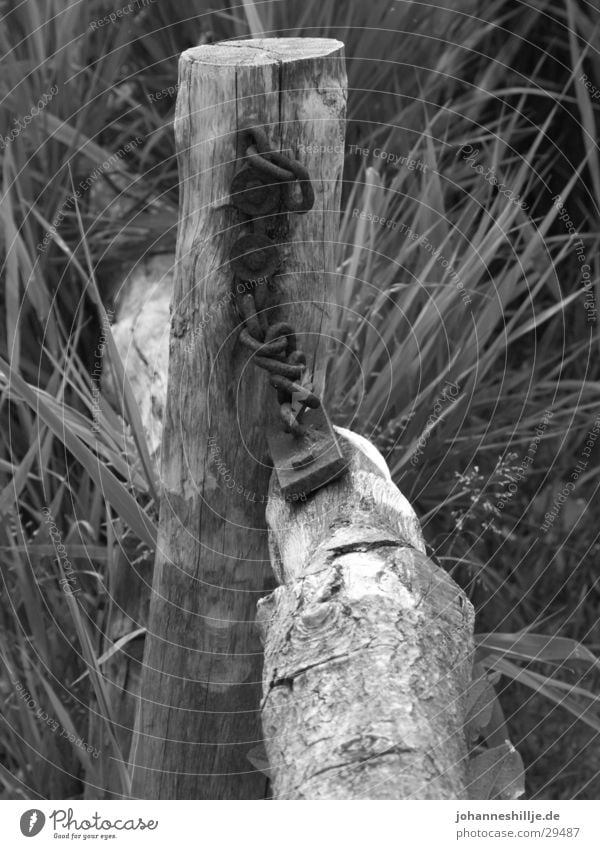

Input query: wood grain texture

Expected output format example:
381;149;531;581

130;39;346;800
260;428;475;799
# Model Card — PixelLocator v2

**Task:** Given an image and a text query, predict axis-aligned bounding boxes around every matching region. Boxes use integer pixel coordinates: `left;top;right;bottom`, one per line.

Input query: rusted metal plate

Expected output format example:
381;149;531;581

267;405;348;500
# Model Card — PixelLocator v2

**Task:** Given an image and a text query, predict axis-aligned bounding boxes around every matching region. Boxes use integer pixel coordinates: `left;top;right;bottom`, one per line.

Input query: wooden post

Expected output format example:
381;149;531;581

259;428;475;799
130;39;346;799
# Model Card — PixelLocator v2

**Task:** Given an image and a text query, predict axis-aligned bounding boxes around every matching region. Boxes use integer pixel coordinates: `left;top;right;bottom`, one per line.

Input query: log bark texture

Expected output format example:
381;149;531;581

259;427;475;799
130;39;346;799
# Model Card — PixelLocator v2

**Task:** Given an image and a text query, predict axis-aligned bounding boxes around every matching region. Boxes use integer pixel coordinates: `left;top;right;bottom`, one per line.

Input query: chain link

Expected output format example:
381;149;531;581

229;126;318;436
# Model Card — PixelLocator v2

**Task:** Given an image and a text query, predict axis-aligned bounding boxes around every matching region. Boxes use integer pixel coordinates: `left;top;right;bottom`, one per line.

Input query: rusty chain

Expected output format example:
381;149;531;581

229;126;318;436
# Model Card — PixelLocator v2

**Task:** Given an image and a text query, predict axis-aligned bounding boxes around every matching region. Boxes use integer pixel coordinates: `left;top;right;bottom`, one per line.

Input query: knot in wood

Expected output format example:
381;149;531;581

300;601;335;630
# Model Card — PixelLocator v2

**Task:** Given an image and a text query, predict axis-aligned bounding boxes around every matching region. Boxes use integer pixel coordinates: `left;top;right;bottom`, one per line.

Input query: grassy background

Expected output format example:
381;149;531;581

0;0;599;799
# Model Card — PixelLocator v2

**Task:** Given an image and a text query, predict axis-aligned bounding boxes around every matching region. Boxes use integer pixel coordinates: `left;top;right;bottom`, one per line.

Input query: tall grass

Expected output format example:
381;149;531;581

0;0;599;799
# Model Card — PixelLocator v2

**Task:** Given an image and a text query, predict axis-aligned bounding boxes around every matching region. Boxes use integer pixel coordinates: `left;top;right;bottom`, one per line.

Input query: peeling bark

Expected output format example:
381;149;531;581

259;428;475;799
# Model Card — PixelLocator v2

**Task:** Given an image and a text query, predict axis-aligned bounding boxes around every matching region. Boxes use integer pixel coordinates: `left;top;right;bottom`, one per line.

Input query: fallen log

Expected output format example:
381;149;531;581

258;427;475;799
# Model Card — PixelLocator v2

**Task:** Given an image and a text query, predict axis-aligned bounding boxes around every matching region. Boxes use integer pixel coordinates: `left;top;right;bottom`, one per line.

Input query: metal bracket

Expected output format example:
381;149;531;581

267;405;347;500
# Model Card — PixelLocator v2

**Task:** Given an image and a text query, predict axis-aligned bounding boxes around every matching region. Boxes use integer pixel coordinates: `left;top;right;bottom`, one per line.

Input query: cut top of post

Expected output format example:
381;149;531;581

181;38;345;69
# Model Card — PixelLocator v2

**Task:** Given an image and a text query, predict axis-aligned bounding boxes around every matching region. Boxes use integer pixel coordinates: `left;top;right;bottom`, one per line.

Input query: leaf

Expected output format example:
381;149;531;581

36;673;95;776
464;663;497;745
490;656;600;733
241;0;265;37
0;357;157;550
68;176;159;505
477;632;600;668
466;741;525;801
70;628;146;686
483;688;512;750
41;112;133;178
61;590;132;796
25;198;159;503
0;429;45;518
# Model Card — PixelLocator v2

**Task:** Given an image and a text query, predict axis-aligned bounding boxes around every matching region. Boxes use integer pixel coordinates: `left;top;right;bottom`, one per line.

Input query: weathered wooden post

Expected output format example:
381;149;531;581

130;39;346;799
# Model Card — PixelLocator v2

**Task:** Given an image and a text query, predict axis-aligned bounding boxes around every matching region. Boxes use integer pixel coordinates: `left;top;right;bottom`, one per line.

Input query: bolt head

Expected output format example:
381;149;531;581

230;234;279;281
230;165;281;215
